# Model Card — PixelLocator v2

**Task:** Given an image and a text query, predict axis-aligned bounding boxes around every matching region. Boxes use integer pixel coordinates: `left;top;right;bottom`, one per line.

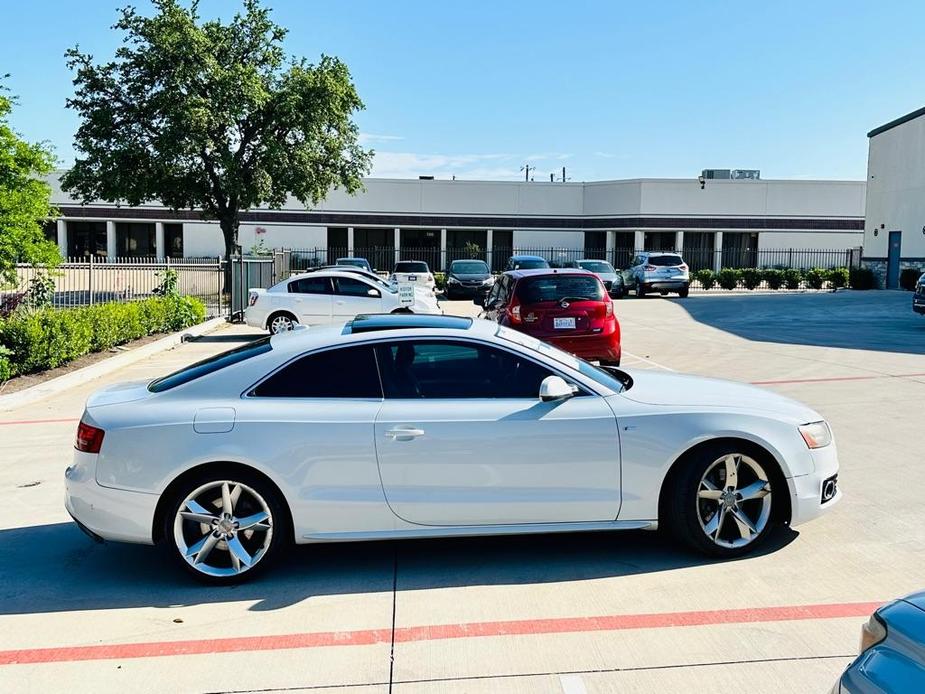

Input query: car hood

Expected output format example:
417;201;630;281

620;368;820;422
86;380;153;408
450;273;491;281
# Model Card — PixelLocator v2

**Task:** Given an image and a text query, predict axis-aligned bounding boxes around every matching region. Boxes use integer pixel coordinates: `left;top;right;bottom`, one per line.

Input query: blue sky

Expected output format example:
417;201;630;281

1;0;923;182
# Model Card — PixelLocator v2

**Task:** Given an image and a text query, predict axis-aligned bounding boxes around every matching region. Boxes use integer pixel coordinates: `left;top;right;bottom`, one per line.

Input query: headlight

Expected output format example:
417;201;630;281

859;612;887;654
799;421;832;449
447;276;460;284
482;276;495;285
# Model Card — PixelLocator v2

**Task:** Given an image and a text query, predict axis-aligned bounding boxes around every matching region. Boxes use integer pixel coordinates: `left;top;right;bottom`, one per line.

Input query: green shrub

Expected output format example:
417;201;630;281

717;268;741;290
900;268;923;291
740;268;763;290
849;267;877;290
804;267;828;290
782;268;802;289
433;272;446;291
0;346;12;383
0;296;206;378
762;269;784;290
693;269;716;290
828;267;850;289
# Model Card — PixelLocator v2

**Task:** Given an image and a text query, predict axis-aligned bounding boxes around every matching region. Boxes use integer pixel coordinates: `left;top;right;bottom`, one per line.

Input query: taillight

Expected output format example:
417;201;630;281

680;263;688;271
248;292;258;307
75;420;105;453
508;297;522;323
644;265;656;271
605;300;614;317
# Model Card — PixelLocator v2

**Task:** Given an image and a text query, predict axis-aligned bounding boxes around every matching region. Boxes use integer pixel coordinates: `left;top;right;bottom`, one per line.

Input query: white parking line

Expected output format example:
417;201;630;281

622;350;675;371
559;673;589;694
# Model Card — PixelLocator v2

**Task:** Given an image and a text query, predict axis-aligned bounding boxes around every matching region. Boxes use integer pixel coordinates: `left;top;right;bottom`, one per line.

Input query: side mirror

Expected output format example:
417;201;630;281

539;375;576;402
367;288;381;298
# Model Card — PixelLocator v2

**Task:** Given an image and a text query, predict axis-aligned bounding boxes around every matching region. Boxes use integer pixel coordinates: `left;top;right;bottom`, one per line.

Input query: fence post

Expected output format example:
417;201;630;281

88;254;94;306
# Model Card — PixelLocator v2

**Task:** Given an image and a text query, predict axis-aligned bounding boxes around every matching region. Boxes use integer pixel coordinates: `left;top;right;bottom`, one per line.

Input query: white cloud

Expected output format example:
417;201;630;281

594;151;616;158
358;133;405;144
371;151;523;180
525;152;572;161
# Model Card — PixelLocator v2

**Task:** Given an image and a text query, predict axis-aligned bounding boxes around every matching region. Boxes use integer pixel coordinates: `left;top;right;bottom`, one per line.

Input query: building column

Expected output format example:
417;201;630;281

633;230;645;252
56;219;67;258
713;231;723;272
106;220;117;259
675;231;684;253
393;228;401;265
347;226;354;256
486;229;494;270
439;228;447;270
605;231;615;265
155;221;165;259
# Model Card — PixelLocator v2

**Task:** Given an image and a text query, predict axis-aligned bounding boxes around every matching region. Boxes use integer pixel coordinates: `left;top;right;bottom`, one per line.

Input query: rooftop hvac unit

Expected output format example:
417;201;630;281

731;169;760;180
701;169;731;179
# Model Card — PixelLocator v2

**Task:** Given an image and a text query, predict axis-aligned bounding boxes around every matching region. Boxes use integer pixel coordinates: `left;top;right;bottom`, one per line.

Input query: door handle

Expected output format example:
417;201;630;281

385;427;425;441
336;300;345;305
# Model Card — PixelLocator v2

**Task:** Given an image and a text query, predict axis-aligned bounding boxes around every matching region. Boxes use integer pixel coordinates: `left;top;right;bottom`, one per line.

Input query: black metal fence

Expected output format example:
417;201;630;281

282;246;862;274
2;257;224;317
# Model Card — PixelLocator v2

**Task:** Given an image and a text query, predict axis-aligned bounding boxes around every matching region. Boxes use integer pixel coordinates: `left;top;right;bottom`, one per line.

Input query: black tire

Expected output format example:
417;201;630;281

267;312;297;334
678;287;689;298
163;467;290;585
391;307;414;314
637;284;647;298
663;442;778;559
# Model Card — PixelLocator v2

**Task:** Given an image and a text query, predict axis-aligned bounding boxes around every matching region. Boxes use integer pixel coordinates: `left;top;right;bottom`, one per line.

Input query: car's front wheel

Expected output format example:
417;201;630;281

665;444;776;558
165;470;289;584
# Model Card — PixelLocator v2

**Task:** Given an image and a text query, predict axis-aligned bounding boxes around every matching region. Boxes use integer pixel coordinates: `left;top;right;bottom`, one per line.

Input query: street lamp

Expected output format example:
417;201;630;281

698;174;705;190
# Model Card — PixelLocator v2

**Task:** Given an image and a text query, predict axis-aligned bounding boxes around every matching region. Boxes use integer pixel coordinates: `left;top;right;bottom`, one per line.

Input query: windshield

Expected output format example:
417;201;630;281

512;258;549;270
450;261;489;274
497;327;630;392
515;275;605;303
148;337;272;392
337;258;368;268
578;261;615;274
647;255;684;267
395;261;429;273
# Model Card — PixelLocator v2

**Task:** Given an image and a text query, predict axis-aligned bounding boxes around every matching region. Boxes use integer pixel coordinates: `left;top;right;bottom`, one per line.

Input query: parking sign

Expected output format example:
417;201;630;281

398;283;415;306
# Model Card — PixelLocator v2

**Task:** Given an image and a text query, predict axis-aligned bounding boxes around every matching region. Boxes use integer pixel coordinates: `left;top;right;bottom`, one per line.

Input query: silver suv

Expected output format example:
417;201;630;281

623;251;689;298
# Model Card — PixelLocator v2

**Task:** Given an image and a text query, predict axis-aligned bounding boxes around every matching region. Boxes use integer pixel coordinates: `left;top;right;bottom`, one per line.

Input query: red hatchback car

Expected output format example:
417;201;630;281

478;268;621;365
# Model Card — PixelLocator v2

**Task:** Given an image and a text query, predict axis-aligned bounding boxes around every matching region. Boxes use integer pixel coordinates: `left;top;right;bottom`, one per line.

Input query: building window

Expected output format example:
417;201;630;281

42;221;58;244
67;221;107;258
116;222;156;257
164;223;183;258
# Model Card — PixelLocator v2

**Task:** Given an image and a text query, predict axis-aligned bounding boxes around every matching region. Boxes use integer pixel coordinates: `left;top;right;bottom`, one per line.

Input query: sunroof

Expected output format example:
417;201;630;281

345;314;474;334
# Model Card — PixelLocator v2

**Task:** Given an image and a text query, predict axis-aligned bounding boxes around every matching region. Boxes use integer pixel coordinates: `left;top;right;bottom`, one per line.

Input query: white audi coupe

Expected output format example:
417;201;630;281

66;314;840;583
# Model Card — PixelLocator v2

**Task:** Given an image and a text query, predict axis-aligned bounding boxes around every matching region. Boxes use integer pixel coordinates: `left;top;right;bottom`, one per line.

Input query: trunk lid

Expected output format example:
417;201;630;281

85;380;154;408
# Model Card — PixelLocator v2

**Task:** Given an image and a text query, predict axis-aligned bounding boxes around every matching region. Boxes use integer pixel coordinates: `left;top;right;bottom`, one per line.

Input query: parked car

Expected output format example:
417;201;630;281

245;269;440;333
336;257;373;272
834;590;925;692
914;273;925;315
67;313;840;584
478;268;621;365
577;259;625;298
623;252;690;297
390;261;436;293
506;255;550;271
549;256;580;269
444;259;494;300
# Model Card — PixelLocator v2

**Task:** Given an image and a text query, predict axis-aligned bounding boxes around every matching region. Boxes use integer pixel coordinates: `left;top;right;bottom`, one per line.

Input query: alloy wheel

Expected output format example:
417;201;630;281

696;453;772;549
173;480;274;578
270;315;294;334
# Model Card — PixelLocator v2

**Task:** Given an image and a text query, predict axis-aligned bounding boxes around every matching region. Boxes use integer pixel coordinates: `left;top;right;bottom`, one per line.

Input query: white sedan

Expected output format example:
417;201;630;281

245;268;440;333
66;314;840;584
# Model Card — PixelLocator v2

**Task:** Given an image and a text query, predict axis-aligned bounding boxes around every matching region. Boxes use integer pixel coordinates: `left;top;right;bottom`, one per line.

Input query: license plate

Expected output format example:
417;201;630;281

667;268;679;275
408;274;418;281
554;317;576;329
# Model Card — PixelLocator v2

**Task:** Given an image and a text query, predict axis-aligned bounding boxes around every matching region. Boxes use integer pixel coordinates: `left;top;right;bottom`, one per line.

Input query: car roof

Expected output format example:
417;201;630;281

336;257;369;262
287;268;377;280
344;314;474;334
641;251;682;256
576;258;612;264
449;258;488;264
504;268;597;279
509;254;546;261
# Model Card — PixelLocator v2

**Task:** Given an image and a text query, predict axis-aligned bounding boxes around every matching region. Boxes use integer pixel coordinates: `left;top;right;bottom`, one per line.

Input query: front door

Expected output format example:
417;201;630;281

886;231;902;289
286;276;333;325
372;339;621;526
332;276;382;320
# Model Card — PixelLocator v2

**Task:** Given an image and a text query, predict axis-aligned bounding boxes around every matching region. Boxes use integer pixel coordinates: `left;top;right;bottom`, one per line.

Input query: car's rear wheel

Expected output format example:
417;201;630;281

665;444;775;558
678;286;689;298
637;284;647;298
268;313;296;334
165;471;289;584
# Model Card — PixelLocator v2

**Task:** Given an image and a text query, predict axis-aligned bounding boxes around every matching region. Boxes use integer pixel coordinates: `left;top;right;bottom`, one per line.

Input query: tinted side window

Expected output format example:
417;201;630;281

253;345;382;398
375;340;554;399
289;277;332;294
335;277;376;297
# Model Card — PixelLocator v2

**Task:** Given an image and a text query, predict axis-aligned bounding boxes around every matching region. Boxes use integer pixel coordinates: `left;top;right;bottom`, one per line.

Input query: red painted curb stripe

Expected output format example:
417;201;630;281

0;601;882;666
0;418;78;426
751;373;925;385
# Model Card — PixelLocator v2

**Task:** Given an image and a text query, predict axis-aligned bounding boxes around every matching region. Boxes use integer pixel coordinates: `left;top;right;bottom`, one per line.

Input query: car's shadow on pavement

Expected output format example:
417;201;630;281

0;521;797;615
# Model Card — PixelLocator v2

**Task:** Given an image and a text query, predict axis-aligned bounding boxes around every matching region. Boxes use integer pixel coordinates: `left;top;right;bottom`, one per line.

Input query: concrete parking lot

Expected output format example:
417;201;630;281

1;290;923;693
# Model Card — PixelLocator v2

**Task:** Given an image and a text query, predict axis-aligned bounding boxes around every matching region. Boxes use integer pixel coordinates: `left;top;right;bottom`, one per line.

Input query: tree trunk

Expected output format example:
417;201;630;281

219;214;240;305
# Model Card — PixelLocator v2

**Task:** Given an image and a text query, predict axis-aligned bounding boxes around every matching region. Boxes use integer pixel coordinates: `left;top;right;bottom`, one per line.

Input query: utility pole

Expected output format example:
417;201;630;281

562;166;566;183
520;164;535;181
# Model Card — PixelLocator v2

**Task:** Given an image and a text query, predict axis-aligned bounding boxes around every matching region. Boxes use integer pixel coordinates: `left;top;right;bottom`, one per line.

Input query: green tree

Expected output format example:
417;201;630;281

0;85;59;286
62;0;372;271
